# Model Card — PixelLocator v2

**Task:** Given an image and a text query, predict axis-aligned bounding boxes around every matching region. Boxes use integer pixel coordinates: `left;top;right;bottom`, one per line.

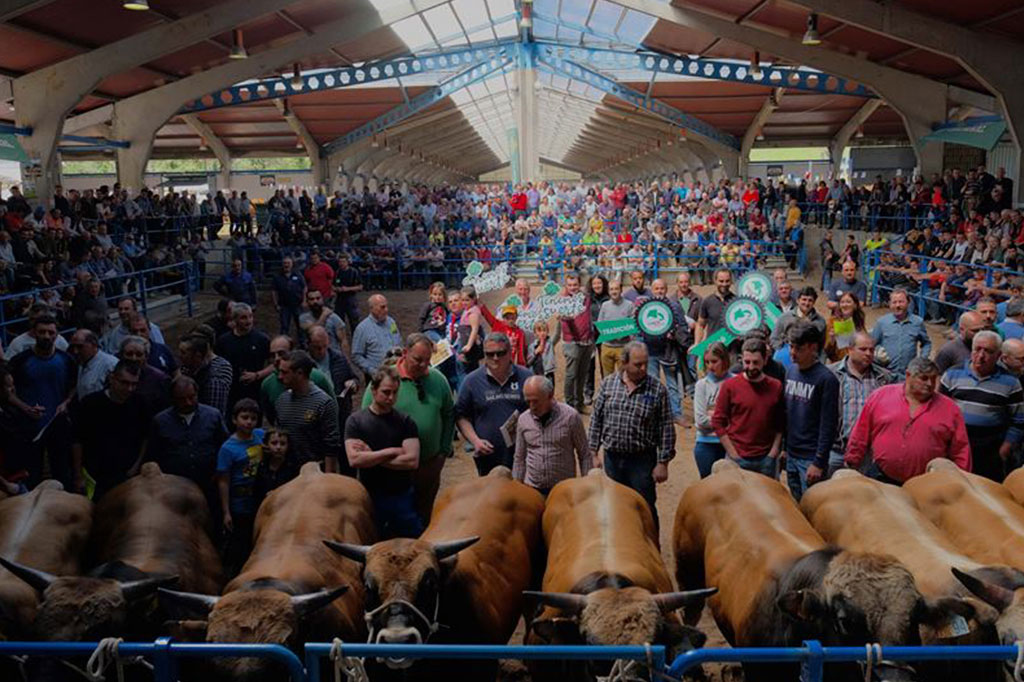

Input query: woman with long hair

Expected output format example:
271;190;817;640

824;291;867;362
693;342;732;478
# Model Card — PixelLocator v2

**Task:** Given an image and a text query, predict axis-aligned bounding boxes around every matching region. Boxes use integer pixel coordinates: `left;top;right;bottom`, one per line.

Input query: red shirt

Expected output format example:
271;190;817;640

509;192;528;212
304;262;335;300
479;305;527;365
845;384;971;482
712;374;785;457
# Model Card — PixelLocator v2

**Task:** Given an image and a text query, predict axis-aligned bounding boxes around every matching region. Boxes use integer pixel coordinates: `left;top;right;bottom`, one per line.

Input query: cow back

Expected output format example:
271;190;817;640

541;472;670;596
0;484;92;635
674;464;825;644
801;473;984;600
1002;468;1024;508
89;463;222;595
228;466;376;640
424;472;544;643
905;465;1024;571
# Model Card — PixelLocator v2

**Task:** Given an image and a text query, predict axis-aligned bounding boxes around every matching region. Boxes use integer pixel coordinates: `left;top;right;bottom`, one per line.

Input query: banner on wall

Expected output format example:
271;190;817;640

259;174;276;186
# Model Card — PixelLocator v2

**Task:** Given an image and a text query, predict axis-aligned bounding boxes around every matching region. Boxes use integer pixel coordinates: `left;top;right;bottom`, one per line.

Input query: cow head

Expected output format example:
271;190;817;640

953;566;1024;646
159;582;348;680
776;551;981;682
324;536;478;668
525;584;715;678
0;556;176;641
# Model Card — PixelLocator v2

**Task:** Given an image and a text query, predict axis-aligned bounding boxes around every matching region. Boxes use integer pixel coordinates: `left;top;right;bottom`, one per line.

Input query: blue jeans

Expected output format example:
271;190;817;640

694;441;726;479
733;454;778;478
787;457;813;501
371;488;425;540
647;356;682;419
604;451;658;528
278;304;302;336
827;451;845;478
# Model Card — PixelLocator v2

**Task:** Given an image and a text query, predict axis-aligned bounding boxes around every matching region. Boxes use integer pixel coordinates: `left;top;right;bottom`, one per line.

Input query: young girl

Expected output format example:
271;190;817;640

458;285;483;373
529;320;557;389
693;342;732;478
254;428;298;501
418;281;449;342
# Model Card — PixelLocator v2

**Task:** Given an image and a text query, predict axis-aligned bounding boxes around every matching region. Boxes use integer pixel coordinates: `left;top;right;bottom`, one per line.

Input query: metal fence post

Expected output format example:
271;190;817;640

138;272;149;317
152;637;177;682
184;261;195;318
800;640;824;682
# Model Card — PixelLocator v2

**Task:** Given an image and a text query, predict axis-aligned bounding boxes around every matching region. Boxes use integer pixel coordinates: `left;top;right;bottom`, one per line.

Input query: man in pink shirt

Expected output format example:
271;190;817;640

845;357;971;483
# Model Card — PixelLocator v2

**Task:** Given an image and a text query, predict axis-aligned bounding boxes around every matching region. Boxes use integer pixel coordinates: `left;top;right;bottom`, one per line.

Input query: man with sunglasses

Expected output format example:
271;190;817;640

362;333;454;524
456;332;531;476
259;335;334;424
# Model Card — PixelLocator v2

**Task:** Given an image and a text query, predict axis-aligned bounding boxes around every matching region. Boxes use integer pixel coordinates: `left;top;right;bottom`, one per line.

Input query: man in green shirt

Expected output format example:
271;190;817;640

261;335;333;423
362;332;454;524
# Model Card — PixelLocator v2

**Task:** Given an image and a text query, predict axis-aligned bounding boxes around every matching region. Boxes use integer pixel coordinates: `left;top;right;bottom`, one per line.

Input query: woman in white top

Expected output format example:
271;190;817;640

693;341;733;478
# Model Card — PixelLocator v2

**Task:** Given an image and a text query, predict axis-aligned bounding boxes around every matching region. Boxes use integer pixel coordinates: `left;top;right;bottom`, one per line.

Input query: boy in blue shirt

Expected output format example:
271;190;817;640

216;398;264;576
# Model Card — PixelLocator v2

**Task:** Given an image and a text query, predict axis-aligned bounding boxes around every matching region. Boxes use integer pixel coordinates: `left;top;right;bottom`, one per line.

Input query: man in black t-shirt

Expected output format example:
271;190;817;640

332;253;364;333
344;366;421;539
215;302;272;414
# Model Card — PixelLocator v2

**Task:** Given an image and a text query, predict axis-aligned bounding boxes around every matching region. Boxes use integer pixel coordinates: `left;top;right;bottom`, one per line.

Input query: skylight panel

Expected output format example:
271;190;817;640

423;4;459;42
390;15;435;52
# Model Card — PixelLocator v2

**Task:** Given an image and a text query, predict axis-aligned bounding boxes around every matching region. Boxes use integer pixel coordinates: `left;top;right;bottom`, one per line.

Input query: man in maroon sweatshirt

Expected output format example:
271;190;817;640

712;336;785;478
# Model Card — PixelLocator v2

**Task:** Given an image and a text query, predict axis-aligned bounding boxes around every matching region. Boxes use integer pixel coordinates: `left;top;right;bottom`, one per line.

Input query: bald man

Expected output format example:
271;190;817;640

934;310;987;374
351;294;402;376
512;375;589;495
1001;338;1024;377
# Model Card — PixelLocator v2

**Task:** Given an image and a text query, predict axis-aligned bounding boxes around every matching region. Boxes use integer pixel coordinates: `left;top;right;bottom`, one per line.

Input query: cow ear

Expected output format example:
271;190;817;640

915;595;978;640
777;589;823;622
163;620;208;642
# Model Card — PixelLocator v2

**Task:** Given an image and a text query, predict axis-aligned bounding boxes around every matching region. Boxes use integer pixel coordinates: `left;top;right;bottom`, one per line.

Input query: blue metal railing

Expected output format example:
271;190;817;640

0;638;305;682
5;639;1024;681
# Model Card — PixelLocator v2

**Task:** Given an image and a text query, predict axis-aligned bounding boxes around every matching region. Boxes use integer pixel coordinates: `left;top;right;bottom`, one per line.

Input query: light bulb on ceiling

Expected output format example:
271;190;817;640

750;51;761;78
520;15;532;29
755;130;765;141
122;0;150;10
229;29;247;59
855;126;865;139
802;13;822;46
290;64;303;90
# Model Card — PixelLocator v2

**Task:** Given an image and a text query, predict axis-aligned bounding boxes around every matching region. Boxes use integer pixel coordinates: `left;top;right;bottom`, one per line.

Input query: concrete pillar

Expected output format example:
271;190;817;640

830;100;882;180
515;45;540;182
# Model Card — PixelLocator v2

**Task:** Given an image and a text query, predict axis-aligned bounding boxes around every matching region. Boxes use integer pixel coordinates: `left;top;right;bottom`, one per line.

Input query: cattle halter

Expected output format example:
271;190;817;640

364;596;441;667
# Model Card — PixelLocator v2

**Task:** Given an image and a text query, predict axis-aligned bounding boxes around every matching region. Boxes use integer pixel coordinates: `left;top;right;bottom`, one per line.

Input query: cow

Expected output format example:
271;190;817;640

1;464;218;644
905;459;1024;650
324;466;545;681
675;459;976;682
524;469;714;682
801;469;1009;681
0;481;92;641
1000;467;1024;509
159;462;375;681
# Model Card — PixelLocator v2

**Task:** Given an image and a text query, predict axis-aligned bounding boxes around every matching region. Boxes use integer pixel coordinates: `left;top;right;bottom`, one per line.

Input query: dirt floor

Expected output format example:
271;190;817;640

159;236;952;680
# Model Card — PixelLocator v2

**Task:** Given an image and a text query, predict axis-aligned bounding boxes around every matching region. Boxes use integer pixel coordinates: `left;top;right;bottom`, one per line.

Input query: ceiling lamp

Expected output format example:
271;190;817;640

290;64;303;90
855;126;865;139
520;14;532;29
750;51;761;78
229;29;247;59
802;13;822;46
755;130;765;141
123;0;150;10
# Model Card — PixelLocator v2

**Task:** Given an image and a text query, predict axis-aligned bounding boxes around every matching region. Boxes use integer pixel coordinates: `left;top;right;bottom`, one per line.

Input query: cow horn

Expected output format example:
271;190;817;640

323;540;372;563
432;536;480;559
652;588;719;613
157;588;220;616
120;574;180;601
0;556;59;592
523;591;588;614
291;586;350;618
952;567;1016;611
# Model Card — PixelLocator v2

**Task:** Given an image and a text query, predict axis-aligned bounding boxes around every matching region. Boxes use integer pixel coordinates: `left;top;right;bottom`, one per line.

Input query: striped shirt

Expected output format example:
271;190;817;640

274;383;341;465
829;359;893;454
513;401;589;490
588;371;675;462
940;361;1024;444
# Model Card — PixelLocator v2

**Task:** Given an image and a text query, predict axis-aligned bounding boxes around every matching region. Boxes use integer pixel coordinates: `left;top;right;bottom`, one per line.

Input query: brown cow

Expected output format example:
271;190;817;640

676;459;971;682
802;470;1011;681
905;459;1024;647
325;466;544;681
525;470;713;682
1;464;218;642
0;481;92;640
160;462;375;680
1000;467;1024;509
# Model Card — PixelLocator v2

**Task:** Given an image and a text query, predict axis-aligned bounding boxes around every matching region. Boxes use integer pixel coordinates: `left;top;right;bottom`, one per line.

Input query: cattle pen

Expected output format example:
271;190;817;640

5;639;1024;682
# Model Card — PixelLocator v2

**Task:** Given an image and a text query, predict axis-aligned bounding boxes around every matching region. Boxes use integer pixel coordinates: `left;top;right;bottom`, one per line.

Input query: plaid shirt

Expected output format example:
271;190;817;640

513;401;590;490
183;354;233;419
829;359;893;455
588;371;676;462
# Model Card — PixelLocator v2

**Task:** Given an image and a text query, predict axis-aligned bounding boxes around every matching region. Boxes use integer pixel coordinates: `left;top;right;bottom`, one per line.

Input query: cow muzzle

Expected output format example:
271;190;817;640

365;600;438;669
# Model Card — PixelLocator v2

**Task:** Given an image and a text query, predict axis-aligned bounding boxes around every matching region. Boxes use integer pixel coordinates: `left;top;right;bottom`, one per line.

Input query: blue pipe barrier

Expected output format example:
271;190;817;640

304;643;666;681
0;638;306;682
667;642;1024;682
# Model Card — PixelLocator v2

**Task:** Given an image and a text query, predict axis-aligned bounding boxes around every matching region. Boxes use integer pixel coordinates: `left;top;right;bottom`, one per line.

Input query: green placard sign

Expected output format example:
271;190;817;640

689;296;779;366
737;271;772;303
595;318;637;343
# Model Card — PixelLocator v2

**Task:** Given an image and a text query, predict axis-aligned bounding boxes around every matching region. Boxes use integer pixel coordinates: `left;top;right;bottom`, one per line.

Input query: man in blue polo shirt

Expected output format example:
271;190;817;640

456;331;531;476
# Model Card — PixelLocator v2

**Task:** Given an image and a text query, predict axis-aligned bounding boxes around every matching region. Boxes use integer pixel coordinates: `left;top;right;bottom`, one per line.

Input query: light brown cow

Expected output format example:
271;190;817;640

160;462;375;680
1;464;219;642
676;460;970;682
525;470;713;682
326;466;544;680
1000;468;1024;509
0;481;91;640
802;470;1010;681
905;459;1024;644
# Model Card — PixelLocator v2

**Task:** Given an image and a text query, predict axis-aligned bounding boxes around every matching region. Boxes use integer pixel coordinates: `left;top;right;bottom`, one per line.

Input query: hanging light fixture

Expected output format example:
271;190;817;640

199;137;207;151
520;14;532;29
750;51;761;78
802;13;822;46
290;63;303;90
123;0;150;10
855;126;865;139
755;129;765;141
229;29;247;59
